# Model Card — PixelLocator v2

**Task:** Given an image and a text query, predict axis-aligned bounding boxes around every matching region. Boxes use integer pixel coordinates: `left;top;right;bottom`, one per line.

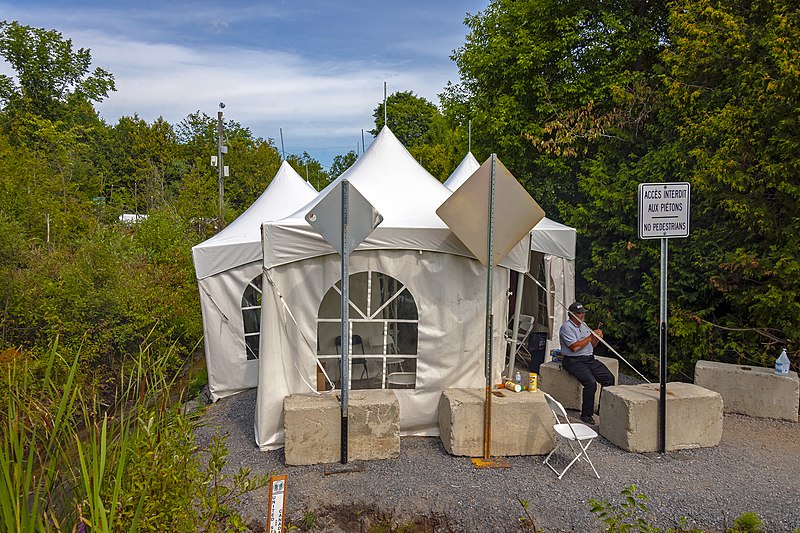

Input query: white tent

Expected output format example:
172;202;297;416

254;128;530;450
444;153;577;359
443;151;480;191
192;161;318;401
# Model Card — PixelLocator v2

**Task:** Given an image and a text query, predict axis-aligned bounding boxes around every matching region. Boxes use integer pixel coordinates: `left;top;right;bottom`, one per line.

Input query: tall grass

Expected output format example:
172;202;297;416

0;340;269;532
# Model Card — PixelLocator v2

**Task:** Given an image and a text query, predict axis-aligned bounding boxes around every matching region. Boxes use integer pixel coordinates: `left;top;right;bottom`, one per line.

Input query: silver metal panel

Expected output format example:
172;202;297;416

305;180;383;256
436;156;544;267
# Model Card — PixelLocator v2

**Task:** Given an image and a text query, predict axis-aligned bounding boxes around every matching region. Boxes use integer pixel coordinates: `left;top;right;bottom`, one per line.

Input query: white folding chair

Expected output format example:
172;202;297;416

369;334;404;372
542;392;600;479
505;314;535;365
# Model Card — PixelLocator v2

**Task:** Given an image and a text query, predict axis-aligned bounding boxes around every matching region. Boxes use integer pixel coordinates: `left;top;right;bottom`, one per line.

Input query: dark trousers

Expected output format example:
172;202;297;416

561;356;615;418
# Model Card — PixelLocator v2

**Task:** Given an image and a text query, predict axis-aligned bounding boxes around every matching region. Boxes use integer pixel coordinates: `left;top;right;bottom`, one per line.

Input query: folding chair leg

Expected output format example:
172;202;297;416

544;439;600;479
565;439;599;479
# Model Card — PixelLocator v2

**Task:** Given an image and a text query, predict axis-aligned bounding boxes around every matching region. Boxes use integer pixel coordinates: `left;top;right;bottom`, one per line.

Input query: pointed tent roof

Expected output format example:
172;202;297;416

262;127;529;271
295;126;452;228
443;151;480;192
192;160;318;279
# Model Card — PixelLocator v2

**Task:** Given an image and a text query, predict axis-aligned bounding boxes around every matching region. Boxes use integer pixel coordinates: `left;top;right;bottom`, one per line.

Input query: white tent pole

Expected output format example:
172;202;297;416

506;270;525;378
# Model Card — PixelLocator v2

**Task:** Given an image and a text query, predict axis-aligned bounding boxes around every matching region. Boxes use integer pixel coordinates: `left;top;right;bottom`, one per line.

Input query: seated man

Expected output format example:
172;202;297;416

558;302;615;425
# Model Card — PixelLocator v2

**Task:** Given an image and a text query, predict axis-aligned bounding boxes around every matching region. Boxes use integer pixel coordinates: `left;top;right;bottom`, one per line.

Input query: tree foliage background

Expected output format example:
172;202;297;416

0;21;331;390
447;0;799;378
1;0;798;392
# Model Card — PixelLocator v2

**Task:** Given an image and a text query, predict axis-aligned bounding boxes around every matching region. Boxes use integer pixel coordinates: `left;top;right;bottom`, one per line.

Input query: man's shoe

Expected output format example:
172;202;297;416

580;415;596;425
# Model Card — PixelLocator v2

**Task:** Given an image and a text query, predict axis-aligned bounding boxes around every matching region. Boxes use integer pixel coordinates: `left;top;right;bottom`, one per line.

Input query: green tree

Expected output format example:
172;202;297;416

446;0;669;217
287;151;327;191
372;90;464;180
660;0;800;368
329;150;358;179
0;21;115;122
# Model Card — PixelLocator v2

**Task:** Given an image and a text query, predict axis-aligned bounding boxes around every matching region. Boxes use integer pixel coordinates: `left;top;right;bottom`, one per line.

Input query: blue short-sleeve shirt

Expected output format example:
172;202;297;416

559;319;593;357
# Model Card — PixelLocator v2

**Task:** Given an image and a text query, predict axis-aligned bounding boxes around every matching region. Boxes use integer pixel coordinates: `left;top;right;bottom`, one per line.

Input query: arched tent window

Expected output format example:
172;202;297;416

241;275;262;360
316;270;418;391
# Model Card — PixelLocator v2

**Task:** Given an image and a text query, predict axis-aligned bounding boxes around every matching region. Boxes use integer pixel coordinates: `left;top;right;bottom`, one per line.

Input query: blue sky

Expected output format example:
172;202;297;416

0;1;487;167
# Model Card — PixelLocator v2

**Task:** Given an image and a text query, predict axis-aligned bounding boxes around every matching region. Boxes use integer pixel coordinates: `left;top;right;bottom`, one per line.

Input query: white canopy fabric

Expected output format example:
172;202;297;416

261;130;529;272
192;161;318;401
192;161;318;280
531;217;576;261
443;151;480;191
254;128;515;450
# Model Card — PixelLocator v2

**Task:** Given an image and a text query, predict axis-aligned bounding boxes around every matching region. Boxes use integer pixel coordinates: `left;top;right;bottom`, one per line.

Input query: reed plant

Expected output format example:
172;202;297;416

0;339;269;532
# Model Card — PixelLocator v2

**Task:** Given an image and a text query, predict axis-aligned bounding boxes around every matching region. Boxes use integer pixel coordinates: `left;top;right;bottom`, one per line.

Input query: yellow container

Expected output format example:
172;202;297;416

529;372;538;392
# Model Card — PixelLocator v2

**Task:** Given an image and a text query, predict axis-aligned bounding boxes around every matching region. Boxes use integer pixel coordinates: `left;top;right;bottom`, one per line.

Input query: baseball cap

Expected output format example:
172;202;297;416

568;302;587;314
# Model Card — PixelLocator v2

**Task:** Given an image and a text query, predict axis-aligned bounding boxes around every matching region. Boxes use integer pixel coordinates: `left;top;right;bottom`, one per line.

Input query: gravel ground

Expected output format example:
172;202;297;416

193;381;800;532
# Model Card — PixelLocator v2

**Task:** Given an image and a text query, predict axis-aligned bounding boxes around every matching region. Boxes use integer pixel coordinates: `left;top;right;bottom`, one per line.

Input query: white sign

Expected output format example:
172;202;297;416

638;182;691;239
267;475;287;533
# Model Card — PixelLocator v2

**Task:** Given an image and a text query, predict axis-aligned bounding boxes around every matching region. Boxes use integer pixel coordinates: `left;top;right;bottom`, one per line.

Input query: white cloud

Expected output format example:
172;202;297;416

1;1;475;165
87;33;457;163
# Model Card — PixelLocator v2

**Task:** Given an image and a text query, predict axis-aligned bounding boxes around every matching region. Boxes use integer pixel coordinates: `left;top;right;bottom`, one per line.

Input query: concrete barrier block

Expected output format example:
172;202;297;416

284;390;399;465
695;360;799;422
538;356;619;412
438;388;554;456
599;382;723;453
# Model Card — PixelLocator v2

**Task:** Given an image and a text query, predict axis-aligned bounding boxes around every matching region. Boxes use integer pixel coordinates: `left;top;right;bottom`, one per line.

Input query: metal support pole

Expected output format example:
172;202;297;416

507;271;525;377
217;110;225;228
659;238;668;453
340;182;351;464
483;155;497;461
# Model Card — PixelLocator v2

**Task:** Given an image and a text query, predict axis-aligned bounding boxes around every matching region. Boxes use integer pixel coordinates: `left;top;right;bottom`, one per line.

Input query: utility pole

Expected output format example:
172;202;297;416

217;102;227;228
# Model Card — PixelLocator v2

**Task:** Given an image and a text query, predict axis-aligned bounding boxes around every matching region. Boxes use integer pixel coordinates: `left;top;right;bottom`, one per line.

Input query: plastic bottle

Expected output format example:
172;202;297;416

775;348;790;375
514;371;522;387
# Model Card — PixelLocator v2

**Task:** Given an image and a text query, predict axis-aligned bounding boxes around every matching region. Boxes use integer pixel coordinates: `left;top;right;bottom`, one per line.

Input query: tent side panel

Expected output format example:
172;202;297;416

199;262;261;401
544;255;576;355
254;250;510;450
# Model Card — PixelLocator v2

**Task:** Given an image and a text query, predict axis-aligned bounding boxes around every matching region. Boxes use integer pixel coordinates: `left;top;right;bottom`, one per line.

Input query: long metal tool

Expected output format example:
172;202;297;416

523;271;651;383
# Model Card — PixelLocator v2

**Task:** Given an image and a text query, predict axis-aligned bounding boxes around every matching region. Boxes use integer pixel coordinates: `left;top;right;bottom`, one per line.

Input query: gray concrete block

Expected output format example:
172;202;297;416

538;356;619;412
284;390;400;465
438;388;555;457
695;360;799;422
599;382;723;453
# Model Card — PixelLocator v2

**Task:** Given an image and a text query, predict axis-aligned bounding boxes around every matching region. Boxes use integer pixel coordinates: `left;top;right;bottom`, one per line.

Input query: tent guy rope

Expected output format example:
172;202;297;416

264;268;335;392
524;271;651;384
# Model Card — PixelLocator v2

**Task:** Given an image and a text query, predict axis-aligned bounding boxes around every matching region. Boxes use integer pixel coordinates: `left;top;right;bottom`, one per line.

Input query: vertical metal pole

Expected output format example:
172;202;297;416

507;271;525;377
483;154;497;461
384;82;388;127
217;110;224;228
340;181;351;464
659;238;668;453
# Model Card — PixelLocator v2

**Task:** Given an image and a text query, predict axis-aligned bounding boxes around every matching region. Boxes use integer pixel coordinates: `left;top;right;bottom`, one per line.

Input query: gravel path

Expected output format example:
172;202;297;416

193;386;800;532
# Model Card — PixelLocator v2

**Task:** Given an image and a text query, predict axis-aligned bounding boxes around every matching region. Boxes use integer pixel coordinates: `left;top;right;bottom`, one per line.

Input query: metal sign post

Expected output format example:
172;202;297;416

306;180;382;464
437;155;544;466
340;182;351;464
638;182;690;453
482;155;496;461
